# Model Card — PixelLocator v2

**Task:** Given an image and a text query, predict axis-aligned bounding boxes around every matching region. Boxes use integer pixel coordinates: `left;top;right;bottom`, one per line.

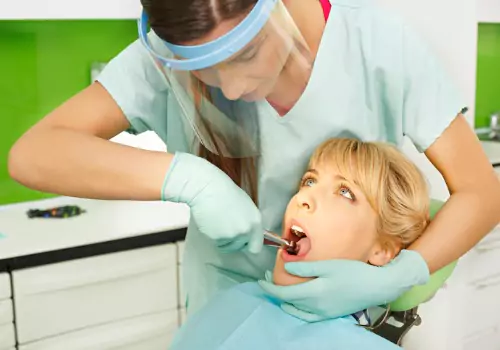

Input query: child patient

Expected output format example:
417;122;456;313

170;138;430;350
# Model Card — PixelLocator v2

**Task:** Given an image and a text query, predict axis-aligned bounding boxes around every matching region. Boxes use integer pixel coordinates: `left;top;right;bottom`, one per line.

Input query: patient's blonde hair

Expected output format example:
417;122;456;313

309;138;430;252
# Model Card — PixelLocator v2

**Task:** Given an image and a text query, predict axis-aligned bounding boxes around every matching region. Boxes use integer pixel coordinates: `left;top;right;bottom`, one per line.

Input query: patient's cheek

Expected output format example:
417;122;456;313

273;256;313;286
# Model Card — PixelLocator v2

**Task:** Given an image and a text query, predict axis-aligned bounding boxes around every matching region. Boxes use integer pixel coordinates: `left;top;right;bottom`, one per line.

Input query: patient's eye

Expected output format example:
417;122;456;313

338;183;355;200
300;176;316;187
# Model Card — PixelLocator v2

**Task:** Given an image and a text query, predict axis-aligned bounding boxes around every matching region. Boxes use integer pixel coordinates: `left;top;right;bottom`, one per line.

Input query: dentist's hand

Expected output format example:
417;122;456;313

259;250;430;322
162;152;263;253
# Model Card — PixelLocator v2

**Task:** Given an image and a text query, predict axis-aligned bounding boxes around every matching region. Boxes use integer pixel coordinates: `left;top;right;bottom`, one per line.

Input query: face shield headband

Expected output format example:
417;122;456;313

137;0;278;71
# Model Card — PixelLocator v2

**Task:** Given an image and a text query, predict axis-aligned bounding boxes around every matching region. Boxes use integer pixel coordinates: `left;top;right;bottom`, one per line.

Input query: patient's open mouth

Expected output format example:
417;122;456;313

286;224;311;257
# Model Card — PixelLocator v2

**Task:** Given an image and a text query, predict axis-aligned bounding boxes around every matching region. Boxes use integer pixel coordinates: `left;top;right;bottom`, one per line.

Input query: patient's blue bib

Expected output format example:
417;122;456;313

170;282;401;350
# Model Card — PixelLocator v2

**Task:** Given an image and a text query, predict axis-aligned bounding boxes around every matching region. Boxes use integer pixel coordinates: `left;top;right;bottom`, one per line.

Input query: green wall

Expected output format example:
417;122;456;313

476;23;500;128
0;20;137;205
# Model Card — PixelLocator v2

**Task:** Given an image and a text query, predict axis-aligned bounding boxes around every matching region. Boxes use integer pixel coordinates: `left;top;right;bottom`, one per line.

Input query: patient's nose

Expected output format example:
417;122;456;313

296;191;315;212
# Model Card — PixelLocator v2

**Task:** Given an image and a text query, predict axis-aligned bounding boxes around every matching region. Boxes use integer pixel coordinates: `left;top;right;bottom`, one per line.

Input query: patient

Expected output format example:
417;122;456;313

170;138;430;350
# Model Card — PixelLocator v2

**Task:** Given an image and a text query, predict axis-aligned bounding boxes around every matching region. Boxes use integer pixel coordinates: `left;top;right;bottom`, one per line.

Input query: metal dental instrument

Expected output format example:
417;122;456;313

263;230;298;255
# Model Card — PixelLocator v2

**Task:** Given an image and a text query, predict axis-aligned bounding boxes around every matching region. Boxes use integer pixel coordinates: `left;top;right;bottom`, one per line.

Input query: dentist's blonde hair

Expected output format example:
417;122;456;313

309;138;430;252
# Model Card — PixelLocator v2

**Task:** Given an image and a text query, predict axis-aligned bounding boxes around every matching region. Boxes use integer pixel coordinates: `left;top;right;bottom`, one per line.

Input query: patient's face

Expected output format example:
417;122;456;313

273;162;390;286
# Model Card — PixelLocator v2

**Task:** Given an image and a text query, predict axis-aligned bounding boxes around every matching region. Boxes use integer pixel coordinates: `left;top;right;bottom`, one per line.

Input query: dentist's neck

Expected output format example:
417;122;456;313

283;0;326;59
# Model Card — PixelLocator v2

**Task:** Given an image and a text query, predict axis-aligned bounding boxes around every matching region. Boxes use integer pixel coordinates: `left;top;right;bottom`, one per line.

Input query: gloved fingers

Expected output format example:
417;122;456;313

264;270;273;282
257;279;318;301
217;238;233;247
280;303;325;323
284;258;378;278
284;260;342;278
217;236;248;253
247;229;264;254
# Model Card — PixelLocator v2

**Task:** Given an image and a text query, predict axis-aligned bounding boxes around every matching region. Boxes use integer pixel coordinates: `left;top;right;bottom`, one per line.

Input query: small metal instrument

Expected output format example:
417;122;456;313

263;230;298;255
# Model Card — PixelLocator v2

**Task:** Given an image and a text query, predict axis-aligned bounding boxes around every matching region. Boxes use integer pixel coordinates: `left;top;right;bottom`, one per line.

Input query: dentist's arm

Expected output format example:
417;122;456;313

8;82;172;201
412;114;500;273
8;82;263;253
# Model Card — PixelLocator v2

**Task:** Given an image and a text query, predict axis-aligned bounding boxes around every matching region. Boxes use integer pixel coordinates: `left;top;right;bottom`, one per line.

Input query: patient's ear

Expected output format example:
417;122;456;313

368;240;398;266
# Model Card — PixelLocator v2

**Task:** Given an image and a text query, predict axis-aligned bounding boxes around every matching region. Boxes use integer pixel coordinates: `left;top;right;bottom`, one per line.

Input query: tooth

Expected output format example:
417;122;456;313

291;225;306;238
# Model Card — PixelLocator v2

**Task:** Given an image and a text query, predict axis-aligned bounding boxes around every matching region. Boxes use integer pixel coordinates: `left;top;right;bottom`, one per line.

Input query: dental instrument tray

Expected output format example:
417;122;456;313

26;205;86;219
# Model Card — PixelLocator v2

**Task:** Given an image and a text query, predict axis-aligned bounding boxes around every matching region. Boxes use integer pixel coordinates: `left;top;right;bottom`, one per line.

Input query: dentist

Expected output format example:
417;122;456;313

8;0;500;321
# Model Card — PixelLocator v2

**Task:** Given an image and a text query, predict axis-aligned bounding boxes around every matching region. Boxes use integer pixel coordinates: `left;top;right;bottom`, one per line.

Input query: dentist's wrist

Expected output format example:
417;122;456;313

161;152;227;204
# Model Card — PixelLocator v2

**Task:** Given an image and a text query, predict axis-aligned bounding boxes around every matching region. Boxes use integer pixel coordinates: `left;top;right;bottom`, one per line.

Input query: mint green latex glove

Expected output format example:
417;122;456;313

162;152;263;253
258;250;430;322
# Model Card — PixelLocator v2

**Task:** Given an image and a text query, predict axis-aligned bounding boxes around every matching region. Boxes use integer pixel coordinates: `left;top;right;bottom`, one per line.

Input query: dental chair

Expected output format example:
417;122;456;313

372;199;458;345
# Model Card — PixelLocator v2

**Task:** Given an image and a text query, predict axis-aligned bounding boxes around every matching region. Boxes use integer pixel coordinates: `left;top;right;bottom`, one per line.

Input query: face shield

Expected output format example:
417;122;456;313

137;0;313;158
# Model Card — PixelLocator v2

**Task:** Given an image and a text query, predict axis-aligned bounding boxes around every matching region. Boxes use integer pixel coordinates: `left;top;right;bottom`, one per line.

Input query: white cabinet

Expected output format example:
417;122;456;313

13;244;178;344
457;225;500;345
0;273;11;300
464;276;500;338
0;299;13;327
0;197;188;348
465;226;500;281
180;308;187;325
177;240;188;328
463;326;500;350
0;323;15;350
176;241;188;326
0;0;141;20
477;0;500;23
0;302;15;350
18;310;178;350
177;241;187;311
0;273;15;350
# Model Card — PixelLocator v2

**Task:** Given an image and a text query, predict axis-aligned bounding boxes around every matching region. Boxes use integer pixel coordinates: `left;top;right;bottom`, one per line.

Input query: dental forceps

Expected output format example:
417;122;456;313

264;230;298;255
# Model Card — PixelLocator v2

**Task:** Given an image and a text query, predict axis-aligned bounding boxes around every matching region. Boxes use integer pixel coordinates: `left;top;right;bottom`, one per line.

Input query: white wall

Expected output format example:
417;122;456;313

375;0;478;202
0;0;141;20
477;0;500;23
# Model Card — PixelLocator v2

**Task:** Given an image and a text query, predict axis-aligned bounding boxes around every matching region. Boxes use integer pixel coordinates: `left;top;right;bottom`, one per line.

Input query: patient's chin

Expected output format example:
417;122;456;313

273;258;313;286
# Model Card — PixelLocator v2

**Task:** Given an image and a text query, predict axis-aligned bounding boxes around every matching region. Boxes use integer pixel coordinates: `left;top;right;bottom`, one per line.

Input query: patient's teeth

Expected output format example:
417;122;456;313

291;225;306;238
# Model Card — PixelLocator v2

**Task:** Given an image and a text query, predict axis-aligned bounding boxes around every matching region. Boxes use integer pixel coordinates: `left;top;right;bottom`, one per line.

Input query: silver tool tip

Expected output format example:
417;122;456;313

286;241;298;255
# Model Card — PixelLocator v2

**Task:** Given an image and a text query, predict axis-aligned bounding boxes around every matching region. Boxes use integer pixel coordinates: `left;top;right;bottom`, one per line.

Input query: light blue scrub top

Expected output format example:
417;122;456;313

169;282;402;350
97;0;464;316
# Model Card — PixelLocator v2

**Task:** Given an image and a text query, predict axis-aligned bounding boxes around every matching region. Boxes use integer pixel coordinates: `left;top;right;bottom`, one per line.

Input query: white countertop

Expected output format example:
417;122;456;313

0;196;190;261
